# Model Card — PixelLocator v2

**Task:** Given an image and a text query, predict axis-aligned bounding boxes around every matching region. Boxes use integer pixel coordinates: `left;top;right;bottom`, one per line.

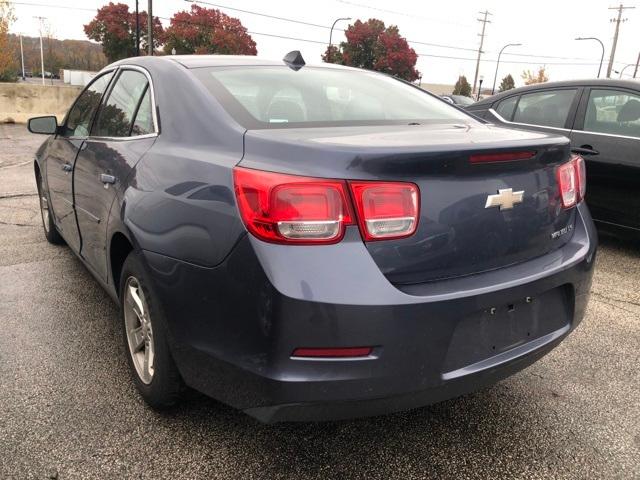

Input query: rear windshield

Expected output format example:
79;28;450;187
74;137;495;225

192;66;475;129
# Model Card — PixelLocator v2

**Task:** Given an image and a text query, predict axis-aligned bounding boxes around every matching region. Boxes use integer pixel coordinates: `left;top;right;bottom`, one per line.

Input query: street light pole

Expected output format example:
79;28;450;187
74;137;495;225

575;37;605;78
327;17;351;63
634;51;640;78
618;64;635;78
19;34;25;80
135;0;140;56
147;0;153;56
491;43;522;95
34;16;46;86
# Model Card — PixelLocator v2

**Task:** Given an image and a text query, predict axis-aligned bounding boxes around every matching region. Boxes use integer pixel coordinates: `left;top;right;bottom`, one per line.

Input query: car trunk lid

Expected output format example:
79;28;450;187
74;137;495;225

241;123;576;284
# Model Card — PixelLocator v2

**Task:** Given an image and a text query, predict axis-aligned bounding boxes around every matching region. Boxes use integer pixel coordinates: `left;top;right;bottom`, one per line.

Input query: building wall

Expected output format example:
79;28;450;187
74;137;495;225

0;83;82;124
419;83;456;95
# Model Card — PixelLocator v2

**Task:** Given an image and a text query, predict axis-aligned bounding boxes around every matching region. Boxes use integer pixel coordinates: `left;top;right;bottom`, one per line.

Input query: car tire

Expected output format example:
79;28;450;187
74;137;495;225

36;172;65;245
119;251;184;409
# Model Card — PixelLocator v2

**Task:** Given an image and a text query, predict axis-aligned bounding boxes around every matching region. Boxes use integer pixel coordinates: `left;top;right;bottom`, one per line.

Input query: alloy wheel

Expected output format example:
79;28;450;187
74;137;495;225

124;276;155;384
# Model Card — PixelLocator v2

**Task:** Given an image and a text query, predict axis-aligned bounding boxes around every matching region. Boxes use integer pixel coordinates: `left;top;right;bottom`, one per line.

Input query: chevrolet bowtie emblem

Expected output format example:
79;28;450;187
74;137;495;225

485;188;524;210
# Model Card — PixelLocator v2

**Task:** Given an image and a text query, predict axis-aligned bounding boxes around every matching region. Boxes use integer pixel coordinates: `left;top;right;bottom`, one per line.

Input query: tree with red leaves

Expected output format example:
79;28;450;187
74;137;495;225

323;19;419;82
164;5;257;56
84;2;164;63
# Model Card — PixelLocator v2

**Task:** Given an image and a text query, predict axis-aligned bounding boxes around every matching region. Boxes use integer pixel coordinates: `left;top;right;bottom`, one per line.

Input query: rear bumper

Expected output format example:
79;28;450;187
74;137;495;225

144;202;596;422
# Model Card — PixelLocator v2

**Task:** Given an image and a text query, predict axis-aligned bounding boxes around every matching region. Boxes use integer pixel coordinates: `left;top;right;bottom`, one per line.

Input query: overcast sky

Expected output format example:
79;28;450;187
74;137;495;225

9;0;640;86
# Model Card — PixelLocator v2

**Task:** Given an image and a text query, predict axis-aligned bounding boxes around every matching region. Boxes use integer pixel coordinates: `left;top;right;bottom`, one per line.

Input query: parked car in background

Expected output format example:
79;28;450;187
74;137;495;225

468;79;640;237
441;94;475;106
28;54;596;423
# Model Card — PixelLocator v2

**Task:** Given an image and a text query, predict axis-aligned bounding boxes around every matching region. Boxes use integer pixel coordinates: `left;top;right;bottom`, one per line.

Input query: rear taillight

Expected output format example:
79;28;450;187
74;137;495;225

349;182;419;241
233;167;420;244
233;167;354;244
556;154;586;209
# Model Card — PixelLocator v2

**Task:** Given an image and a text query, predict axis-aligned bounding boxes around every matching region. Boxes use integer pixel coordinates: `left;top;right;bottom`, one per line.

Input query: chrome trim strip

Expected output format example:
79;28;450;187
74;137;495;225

489;108;640;141
488;108;571;132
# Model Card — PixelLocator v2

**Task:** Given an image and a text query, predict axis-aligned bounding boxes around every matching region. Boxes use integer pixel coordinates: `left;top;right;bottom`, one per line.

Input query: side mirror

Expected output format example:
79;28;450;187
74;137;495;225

28;116;58;135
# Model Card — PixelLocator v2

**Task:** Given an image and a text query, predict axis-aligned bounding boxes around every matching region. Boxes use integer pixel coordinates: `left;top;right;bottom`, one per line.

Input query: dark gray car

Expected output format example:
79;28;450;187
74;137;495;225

27;55;596;422
467;79;640;236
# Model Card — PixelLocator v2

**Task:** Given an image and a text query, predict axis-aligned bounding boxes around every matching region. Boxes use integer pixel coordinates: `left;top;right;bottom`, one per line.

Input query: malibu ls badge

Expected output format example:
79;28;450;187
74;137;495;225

485;188;525;211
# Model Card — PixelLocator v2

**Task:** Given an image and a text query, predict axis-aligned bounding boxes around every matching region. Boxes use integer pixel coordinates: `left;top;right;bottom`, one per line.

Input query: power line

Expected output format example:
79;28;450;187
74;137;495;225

9;0;638;68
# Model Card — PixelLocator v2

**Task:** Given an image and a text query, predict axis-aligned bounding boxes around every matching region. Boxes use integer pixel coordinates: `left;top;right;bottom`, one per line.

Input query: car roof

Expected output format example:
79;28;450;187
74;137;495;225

474;78;640;106
111;54;357;71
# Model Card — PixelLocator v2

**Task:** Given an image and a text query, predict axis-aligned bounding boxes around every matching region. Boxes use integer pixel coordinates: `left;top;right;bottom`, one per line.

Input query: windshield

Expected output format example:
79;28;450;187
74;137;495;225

192;66;475;129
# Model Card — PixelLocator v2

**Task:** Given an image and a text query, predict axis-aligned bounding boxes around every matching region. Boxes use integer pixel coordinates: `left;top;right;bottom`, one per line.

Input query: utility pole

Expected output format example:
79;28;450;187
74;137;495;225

34;16;47;86
634;50;639;78
472;10;491;95
607;4;635;78
19;34;25;80
147;0;153;56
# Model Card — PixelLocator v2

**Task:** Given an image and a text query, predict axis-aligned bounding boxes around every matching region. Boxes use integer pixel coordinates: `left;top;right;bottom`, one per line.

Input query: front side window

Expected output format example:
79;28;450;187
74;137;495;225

584;89;640;138
92;70;149;137
63;71;114;138
512;89;577;128
193;66;475;129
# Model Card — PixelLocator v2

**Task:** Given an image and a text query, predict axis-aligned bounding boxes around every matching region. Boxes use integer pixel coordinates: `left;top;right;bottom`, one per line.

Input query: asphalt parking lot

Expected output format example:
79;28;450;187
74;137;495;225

1;123;639;479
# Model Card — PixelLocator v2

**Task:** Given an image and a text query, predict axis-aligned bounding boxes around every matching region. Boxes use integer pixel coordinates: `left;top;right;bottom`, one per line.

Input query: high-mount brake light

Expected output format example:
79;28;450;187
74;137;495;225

348;182;420;241
469;151;536;164
233;167;353;244
556;154;586;209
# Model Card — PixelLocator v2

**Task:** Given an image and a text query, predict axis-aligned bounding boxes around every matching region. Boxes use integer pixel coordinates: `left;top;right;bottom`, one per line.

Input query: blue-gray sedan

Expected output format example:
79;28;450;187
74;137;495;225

28;53;597;422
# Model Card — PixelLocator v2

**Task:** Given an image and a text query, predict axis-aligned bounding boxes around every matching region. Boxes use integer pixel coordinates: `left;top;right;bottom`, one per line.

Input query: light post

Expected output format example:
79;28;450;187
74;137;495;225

328;17;351;63
477;76;484;101
34;16;47;86
492;43;522;95
19;33;25;80
135;0;140;56
617;64;635;78
575;37;605;78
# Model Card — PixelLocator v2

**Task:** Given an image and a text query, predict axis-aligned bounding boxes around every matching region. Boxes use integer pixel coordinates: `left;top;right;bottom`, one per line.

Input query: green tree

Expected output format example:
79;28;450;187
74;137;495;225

452;75;471;96
498;74;515;92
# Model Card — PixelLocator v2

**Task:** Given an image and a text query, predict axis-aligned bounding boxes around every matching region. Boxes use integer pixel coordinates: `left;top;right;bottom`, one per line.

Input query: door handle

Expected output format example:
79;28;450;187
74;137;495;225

100;173;116;185
571;146;599;156
62;163;72;172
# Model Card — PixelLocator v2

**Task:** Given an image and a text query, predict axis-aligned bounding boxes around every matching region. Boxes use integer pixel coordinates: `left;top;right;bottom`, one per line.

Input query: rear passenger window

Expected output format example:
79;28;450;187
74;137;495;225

495;96;518;120
513;89;577;128
584;89;640;138
131;87;154;136
92;70;149;137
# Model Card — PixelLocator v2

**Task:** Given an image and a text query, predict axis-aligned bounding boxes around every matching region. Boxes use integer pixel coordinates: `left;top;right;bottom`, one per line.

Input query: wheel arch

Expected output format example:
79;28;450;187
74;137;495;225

109;230;135;298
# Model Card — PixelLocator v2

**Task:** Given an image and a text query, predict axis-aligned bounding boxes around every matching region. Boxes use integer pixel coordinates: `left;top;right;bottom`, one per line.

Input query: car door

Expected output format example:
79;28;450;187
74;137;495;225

570;87;640;231
73;67;157;282
44;71;115;251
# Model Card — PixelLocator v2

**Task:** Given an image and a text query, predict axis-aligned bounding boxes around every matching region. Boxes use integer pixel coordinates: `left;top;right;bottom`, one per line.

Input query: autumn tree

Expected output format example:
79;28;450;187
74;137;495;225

163;5;257;55
0;0;17;81
322;19;419;82
84;2;164;63
521;67;548;85
499;74;515;92
452;75;472;96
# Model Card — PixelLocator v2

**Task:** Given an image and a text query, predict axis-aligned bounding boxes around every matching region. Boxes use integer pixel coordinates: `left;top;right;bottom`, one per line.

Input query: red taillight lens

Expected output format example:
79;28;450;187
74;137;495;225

574;154;586;200
291;347;373;358
233;167;353;244
556;154;586;209
349;182;419;241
